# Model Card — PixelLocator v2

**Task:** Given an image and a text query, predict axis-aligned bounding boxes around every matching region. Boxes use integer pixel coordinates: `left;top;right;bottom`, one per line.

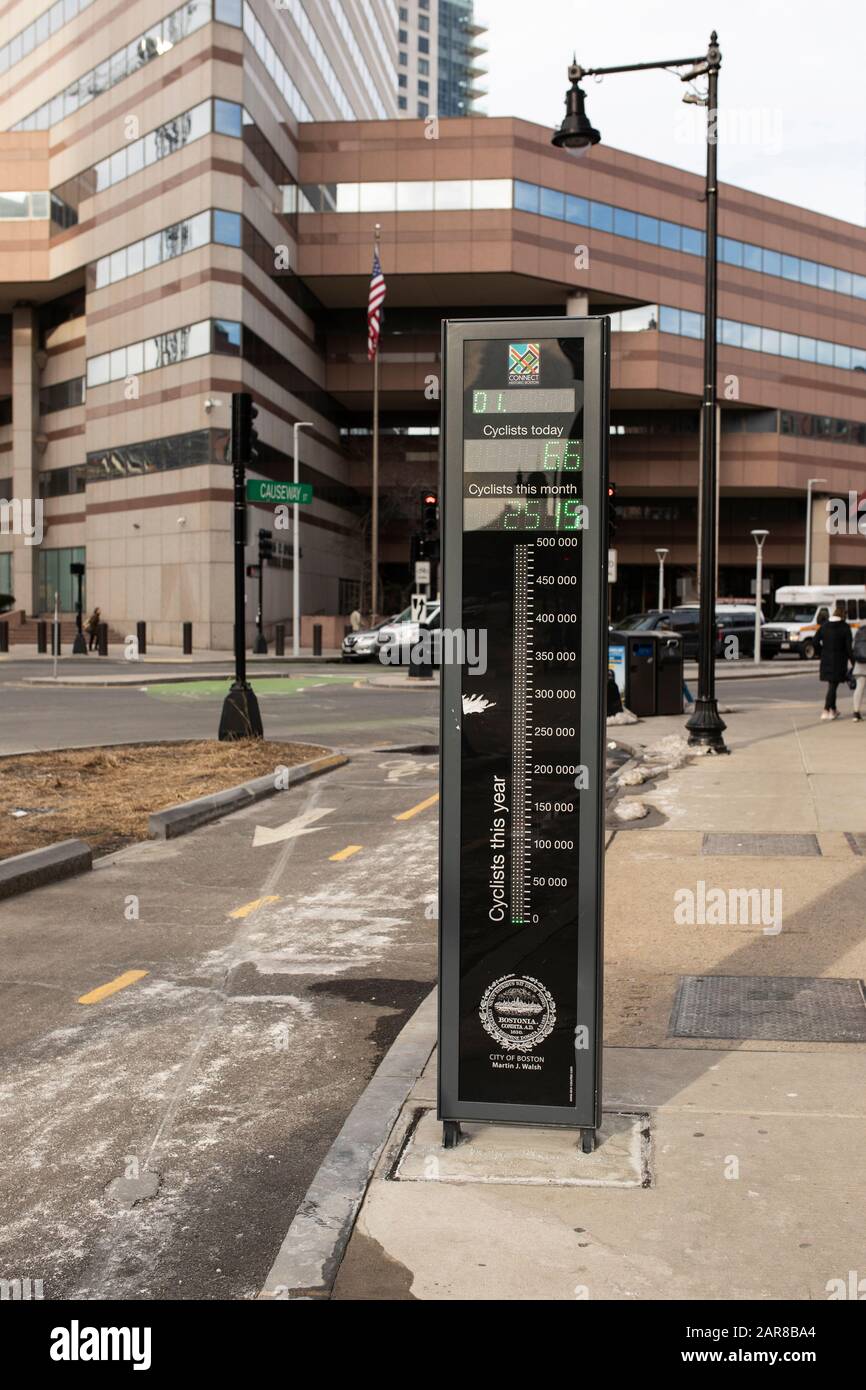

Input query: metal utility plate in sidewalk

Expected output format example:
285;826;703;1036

390;1107;651;1188
670;975;866;1042
702;832;822;857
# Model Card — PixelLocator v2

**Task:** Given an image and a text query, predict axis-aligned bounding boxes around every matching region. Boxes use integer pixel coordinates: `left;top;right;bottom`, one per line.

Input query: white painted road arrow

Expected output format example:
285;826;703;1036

252;806;335;848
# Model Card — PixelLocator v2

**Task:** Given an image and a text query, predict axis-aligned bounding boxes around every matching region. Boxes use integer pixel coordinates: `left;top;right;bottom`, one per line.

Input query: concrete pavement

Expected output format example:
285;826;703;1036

0;750;440;1299
327;679;866;1301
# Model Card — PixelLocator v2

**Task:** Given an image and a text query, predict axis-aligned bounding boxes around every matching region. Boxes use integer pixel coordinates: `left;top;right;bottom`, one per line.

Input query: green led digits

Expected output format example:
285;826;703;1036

543;439;582;470
502;498;584;531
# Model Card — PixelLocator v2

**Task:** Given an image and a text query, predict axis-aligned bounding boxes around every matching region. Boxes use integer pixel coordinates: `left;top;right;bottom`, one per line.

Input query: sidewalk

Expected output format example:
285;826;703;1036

323;686;866;1300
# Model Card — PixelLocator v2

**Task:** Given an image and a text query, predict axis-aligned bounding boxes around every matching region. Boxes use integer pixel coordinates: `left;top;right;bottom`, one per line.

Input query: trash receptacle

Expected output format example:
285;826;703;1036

609;630;683;717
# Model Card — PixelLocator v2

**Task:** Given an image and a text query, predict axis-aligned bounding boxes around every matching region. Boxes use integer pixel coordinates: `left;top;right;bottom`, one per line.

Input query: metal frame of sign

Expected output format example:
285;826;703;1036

437;316;610;1147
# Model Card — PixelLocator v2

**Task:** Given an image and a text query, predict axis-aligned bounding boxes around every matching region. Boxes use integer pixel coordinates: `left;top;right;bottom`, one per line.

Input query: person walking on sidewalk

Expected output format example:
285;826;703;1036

86;606;101;651
852;622;866;722
815;601;853;720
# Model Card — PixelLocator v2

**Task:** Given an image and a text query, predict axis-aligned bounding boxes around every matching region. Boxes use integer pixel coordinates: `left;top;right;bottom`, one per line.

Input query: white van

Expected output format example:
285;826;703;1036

772;585;866;658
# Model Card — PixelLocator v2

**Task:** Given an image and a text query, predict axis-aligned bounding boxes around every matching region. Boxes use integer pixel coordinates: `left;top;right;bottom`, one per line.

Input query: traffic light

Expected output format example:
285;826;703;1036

421;490;439;534
607;482;618;545
258;528;274;562
231;391;259;468
410;531;427;567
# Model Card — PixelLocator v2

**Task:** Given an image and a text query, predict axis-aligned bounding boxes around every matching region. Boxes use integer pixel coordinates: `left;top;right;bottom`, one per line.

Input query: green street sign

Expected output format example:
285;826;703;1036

246;479;313;505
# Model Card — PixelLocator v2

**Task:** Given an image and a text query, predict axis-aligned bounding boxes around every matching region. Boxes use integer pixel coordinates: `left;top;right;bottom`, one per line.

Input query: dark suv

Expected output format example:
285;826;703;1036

613;607;784;659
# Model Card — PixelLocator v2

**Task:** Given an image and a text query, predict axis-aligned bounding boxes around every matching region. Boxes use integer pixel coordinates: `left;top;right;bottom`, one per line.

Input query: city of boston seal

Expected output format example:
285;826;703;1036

479;974;556;1052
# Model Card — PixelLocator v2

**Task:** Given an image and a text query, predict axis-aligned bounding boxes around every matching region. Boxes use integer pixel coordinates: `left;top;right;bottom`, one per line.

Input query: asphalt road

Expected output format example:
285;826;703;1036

0;750;440;1300
0;662;439;755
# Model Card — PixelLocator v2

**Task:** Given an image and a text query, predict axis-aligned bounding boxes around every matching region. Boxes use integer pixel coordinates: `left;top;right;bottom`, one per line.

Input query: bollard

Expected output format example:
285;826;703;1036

408;643;433;679
182;621;192;655
137;620;147;655
37;620;47;654
275;623;285;656
97;622;108;656
312;623;322;657
0;620;8;653
52;622;61;656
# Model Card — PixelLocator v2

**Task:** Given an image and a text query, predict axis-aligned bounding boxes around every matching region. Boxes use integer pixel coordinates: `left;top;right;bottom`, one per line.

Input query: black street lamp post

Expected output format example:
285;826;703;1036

552;31;727;752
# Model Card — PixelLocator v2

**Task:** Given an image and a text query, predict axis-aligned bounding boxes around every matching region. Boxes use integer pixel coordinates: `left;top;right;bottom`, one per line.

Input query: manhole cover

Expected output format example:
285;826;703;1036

702;833;821;857
670;975;866;1042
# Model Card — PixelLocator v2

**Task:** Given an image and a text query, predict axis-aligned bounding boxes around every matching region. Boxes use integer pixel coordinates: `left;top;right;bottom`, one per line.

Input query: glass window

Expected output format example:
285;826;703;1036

798;337;817;363
473;179;511;209
418;36;428;53
613;207;637;239
143;337;159;371
741;324;761;351
109;347;127;380
398;28;407;43
418;58;429;75
213;209;241;245
636;214;659;244
125;239;143;276
434;181;471;210
817;264;835;291
514;181;539;214
800;259;818;286
834;344;852;370
659;306;680;334
761;327;780;355
762;247;781;278
214;99;242;137
187;210;210;249
143;232;162;268
93;158;111;193
87;354;110;387
212;319;241;353
360;182;396;211
0;192;28;218
590;201;613;233
565;194;589;225
417;101;428;118
780;332;799;358
397;181;434;211
30;191;50;218
126;341;143;375
109;149;127;185
109;248;126;282
681;226;703;256
721;319;741;347
852;348;866;371
781;254;799;281
94;256;110;289
835;269;853;297
720;236;743;266
742;243;762;272
853;275;866;300
399;50;407;65
659;220;680;251
398;74;407;88
187;320;211;357
680;310;703;339
397;96;407;110
540;186;564;220
215;0;242;22
816;339;833;366
334;183;359;213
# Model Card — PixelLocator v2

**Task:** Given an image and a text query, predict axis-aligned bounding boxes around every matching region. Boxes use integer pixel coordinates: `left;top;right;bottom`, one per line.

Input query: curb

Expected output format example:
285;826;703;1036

0;838;92;900
148;752;348;840
259;987;438;1300
22;662;344;687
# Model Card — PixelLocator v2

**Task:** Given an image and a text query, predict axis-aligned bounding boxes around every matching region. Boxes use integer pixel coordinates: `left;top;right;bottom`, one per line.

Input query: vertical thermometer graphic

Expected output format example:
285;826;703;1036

511;543;534;926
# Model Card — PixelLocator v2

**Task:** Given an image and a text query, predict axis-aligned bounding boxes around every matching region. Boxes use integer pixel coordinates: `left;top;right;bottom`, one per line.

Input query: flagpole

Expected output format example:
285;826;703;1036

370;222;381;624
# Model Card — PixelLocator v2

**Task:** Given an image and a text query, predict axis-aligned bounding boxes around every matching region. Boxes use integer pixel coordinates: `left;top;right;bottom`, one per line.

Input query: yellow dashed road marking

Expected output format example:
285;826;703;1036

330;844;362;861
78;970;149;1005
229;895;281;919
394;793;439;822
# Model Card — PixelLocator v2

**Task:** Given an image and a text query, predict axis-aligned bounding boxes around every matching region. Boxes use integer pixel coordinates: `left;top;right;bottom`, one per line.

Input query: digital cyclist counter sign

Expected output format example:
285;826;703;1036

438;318;610;1152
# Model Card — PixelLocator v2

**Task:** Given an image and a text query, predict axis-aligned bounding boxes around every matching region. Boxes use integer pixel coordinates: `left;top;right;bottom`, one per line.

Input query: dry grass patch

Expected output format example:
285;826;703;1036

1;740;329;861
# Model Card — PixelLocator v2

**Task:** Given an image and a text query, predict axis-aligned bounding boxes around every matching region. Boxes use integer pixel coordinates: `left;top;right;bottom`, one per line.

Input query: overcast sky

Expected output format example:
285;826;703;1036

481;0;866;227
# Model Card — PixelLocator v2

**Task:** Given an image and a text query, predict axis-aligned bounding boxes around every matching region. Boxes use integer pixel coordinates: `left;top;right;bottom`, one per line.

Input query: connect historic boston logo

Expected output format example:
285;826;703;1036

507;342;540;383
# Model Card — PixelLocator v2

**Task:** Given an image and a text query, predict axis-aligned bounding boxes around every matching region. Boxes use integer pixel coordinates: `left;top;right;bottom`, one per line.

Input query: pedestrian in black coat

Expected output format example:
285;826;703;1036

815;602;853;719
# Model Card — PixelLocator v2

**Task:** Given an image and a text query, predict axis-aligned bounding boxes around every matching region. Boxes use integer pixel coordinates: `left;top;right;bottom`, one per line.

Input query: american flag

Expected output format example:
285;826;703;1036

367;244;386;361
